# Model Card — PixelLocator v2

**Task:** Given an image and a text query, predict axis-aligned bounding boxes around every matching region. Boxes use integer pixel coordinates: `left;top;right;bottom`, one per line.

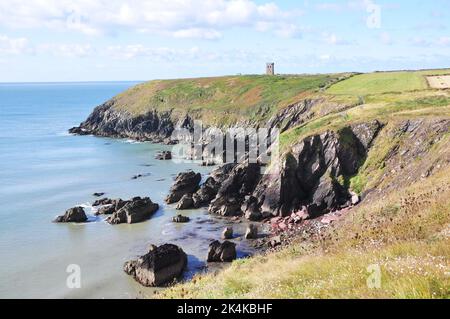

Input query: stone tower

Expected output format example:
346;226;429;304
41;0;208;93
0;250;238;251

266;62;274;75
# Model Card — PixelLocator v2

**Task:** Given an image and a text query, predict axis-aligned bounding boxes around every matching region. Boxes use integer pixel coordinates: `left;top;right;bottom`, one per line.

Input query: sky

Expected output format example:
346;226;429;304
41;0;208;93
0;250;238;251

0;0;449;82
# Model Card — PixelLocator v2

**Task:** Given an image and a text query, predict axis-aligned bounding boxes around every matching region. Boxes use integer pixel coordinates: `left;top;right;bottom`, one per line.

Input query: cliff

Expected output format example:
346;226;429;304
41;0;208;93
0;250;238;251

71;69;450;298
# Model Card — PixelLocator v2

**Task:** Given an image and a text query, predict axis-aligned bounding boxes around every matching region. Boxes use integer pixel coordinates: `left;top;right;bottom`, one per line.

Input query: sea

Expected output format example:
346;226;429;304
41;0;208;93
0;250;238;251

0;82;255;298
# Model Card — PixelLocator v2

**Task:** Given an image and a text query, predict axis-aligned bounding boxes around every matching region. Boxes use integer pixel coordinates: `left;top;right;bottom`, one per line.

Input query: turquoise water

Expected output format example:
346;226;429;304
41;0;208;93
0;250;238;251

0;82;254;298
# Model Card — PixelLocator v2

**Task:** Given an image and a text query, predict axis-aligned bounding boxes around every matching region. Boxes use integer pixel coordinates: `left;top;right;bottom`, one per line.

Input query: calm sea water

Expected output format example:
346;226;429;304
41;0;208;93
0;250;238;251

0;82;254;298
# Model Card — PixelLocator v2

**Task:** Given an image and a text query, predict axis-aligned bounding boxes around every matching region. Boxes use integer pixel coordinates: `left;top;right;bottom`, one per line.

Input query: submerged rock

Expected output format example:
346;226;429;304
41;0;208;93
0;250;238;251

54;207;88;223
172;214;190;223
106;197;159;225
123;244;187;287
92;192;105;197
207;240;237;262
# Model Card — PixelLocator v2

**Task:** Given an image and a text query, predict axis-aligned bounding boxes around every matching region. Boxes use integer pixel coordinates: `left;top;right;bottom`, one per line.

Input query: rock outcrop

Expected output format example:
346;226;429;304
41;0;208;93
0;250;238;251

123;244;187;287
207;241;237;262
243;121;383;220
192;163;236;208
177;121;383;221
208;162;261;217
54;207;88;223
176;194;195;210
69;100;194;143
97;197;159;225
155;151;172;160
166;171;201;204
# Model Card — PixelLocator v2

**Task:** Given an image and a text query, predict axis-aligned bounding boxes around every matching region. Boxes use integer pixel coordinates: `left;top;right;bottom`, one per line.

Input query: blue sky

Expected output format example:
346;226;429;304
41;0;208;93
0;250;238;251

0;0;449;82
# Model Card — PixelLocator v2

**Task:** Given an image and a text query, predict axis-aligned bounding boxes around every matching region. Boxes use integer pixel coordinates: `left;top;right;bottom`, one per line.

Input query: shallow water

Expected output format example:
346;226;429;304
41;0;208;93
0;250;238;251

0;82;256;298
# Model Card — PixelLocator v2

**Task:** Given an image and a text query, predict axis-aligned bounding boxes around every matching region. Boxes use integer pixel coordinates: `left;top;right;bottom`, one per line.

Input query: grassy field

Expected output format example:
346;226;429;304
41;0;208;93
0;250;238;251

112;74;350;125
327;69;450;96
160;168;450;299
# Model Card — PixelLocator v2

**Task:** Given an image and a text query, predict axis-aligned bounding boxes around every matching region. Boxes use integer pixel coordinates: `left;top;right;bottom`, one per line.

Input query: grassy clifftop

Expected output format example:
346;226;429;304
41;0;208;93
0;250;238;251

149;68;450;299
112;74;350;125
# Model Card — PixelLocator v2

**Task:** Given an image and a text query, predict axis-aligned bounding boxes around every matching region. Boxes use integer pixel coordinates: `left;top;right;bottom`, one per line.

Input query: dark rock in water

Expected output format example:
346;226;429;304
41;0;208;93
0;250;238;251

93;192;105;197
165;171;201;204
222;227;233;240
132;173;151;180
123;244;187;287
176;194;194;210
68;126;89;135
93;198;129;216
172;214;190;223
106;197;159;224
54;207;88;223
92;198;116;207
245;224;258;239
207;240;237;262
155;151;172;160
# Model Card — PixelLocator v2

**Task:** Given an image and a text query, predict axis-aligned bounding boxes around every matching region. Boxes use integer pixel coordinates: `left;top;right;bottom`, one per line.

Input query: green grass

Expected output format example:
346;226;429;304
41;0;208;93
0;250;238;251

112;74;349;126
327;69;450;96
279;90;450;152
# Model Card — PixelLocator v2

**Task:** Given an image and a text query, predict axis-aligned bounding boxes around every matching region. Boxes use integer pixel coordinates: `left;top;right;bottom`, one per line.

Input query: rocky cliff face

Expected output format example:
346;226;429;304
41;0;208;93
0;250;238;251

69;97;326;143
69;100;194;143
200;120;383;221
245;120;383;219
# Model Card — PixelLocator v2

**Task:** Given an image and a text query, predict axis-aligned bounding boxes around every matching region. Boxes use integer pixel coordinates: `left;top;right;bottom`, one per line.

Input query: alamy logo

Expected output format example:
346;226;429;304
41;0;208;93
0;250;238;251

366;1;381;29
66;264;81;289
170;121;280;174
366;264;382;289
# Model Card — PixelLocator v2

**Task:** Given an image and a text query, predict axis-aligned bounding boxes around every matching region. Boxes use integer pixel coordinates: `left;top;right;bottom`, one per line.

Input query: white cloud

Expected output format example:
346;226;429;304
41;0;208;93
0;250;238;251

172;28;222;40
437;36;450;46
37;43;94;57
380;32;393;45
106;45;201;61
0;0;303;39
0;35;30;55
322;32;352;45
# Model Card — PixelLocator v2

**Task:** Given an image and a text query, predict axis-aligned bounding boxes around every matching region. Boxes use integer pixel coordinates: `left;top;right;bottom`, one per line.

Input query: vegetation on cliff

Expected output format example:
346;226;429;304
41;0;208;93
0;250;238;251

154;69;449;299
75;68;450;298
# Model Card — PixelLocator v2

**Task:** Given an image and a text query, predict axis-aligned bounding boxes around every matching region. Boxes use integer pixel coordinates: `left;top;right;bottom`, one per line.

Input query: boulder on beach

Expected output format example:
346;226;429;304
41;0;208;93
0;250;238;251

207;240;237;262
106;197;159;225
172;214;190;223
245;224;258;239
165;171;201;204
53;207;88;223
123;244;187;287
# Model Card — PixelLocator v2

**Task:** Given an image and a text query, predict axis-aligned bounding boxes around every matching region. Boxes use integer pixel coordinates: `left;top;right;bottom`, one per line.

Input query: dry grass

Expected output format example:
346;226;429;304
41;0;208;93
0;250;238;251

159;168;450;299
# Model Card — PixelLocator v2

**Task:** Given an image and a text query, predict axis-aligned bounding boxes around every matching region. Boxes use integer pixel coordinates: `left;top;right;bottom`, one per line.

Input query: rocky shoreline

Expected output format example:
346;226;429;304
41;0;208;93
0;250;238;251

62;99;389;288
